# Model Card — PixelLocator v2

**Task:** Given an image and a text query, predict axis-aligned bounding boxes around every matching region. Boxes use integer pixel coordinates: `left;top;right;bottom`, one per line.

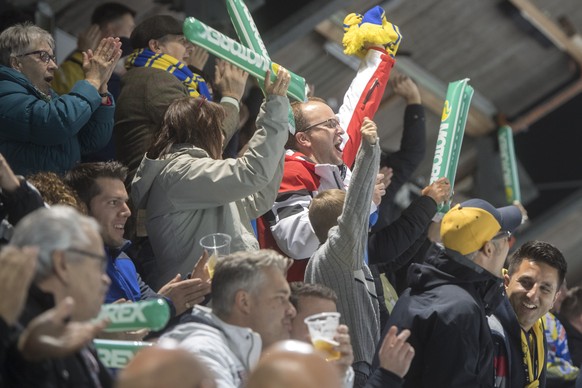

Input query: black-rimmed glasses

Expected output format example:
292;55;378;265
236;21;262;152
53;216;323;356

300;118;341;133
66;248;107;271
16;50;56;64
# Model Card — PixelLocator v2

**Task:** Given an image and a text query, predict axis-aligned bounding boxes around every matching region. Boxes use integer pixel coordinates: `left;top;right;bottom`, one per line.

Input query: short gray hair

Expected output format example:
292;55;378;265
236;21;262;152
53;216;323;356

212;250;289;318
10;205;101;281
0;22;55;66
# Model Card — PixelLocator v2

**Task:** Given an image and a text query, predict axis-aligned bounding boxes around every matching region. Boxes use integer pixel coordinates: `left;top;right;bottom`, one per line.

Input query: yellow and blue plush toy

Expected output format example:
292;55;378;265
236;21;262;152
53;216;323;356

342;6;402;58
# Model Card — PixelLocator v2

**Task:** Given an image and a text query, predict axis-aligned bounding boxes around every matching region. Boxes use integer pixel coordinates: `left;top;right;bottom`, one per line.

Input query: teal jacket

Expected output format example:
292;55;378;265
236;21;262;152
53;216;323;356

0;65;114;175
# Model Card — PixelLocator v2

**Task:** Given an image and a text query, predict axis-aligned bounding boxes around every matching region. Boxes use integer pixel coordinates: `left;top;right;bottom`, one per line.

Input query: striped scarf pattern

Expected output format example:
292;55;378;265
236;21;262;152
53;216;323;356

126;48;212;100
521;319;545;388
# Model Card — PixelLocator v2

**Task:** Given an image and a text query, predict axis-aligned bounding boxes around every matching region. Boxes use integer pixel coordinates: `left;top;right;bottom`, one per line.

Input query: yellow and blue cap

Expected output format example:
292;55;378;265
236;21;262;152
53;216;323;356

441;199;522;255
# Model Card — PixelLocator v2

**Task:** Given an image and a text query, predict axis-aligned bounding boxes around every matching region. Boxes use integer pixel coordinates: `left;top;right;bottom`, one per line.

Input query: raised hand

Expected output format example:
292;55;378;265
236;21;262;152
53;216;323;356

187;44;210;71
17;297;108;361
421;177;451;206
0;153;20;192
264;67;290;97
158;274;211;316
214;59;249;101
373;173;387;206
377;325;415;378
77;24;102;53
393;74;421;105
82;37;123;92
360;117;378;144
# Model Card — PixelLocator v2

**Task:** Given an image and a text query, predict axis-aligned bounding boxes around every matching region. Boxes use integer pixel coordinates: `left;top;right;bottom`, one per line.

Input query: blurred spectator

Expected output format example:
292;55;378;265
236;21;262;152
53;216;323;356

0;153;44;244
4;206;112;386
52;2;136;97
558;287;582;367
116;341;216;388
247;340;341;388
27;171;87;213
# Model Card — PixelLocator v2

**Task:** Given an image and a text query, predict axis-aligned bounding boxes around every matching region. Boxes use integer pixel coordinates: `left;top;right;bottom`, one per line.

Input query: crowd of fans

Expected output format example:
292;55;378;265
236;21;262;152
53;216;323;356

0;2;579;388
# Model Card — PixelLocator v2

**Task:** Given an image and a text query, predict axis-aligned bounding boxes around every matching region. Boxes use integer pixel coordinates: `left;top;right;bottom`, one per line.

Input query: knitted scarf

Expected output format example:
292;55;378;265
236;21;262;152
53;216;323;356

126;48;211;100
521;319;545;388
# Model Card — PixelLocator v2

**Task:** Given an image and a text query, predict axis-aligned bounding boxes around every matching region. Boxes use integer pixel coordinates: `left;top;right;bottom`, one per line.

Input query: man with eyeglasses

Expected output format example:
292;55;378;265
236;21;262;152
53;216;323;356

114;14;248;182
257;5;402;281
5;205;113;387
0;22;121;176
489;241;567;388
376;199;523;387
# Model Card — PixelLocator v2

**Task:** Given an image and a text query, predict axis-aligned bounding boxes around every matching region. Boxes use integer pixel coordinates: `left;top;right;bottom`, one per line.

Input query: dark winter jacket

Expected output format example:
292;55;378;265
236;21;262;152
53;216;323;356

377;248;505;387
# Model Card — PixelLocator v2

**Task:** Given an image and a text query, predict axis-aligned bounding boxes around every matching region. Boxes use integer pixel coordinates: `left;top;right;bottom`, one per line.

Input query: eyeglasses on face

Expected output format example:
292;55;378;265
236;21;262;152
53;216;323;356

65;248;107;271
16;50;56;64
300;118;341;133
492;230;512;241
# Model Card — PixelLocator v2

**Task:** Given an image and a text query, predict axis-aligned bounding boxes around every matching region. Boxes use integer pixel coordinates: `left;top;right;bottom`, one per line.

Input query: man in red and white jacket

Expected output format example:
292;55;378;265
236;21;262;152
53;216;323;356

258;19;399;280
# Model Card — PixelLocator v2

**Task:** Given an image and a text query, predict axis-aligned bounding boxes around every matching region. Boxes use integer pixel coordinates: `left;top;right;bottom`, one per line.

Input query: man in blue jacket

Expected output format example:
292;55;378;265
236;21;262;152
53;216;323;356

66;161;210;318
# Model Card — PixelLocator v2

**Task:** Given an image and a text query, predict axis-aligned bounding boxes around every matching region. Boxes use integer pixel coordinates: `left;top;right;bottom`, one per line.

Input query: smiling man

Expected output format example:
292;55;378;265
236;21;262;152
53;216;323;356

66;161;210;317
162;250;297;388
489;240;568;388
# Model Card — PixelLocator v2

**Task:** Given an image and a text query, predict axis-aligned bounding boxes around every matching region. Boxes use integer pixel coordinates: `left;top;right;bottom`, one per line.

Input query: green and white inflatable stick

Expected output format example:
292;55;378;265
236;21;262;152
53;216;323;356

226;0;270;61
226;0;298;132
97;298;170;332
94;339;153;369
429;79;474;213
498;125;521;204
183;17;306;104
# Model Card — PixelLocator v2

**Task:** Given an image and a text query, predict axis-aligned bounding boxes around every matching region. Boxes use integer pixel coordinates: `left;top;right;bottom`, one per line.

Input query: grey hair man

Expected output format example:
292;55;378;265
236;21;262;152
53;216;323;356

162;249;296;388
4;205;112;387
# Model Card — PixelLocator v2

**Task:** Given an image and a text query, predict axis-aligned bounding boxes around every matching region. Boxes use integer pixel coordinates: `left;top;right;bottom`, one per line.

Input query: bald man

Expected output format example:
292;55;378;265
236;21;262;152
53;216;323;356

247;340;341;388
116;345;215;388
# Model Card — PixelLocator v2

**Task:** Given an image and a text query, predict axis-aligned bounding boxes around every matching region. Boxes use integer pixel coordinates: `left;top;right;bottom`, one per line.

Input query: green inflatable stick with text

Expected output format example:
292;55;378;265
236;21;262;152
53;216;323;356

225;0;298;132
183;17;306;133
497;125;521;204
430;79;474;214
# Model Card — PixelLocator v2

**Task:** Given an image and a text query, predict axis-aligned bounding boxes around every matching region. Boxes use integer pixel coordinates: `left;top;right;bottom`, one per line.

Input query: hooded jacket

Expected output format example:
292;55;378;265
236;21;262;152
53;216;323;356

131;95;288;290
162;306;261;388
380;248;505;388
0;65;113;175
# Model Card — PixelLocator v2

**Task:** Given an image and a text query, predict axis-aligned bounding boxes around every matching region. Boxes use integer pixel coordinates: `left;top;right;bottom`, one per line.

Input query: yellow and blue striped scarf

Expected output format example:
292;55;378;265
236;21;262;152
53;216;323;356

126;48;211;100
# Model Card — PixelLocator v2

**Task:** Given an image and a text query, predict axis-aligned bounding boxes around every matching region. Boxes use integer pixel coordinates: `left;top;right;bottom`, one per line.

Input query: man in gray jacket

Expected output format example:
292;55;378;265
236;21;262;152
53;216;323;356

162;250;296;388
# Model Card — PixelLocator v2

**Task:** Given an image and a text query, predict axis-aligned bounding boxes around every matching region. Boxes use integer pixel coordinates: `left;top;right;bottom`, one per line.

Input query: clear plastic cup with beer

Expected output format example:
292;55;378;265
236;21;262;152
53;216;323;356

199;233;231;279
304;312;341;361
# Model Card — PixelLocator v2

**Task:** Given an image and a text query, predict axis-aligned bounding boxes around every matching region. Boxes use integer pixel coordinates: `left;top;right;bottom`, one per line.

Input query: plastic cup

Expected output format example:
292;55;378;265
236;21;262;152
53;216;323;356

199;233;231;278
304;312;341;361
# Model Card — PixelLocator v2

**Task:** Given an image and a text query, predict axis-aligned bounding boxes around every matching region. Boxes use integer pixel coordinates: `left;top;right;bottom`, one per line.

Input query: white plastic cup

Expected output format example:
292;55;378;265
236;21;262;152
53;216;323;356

199;233;231;278
304;312;341;361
